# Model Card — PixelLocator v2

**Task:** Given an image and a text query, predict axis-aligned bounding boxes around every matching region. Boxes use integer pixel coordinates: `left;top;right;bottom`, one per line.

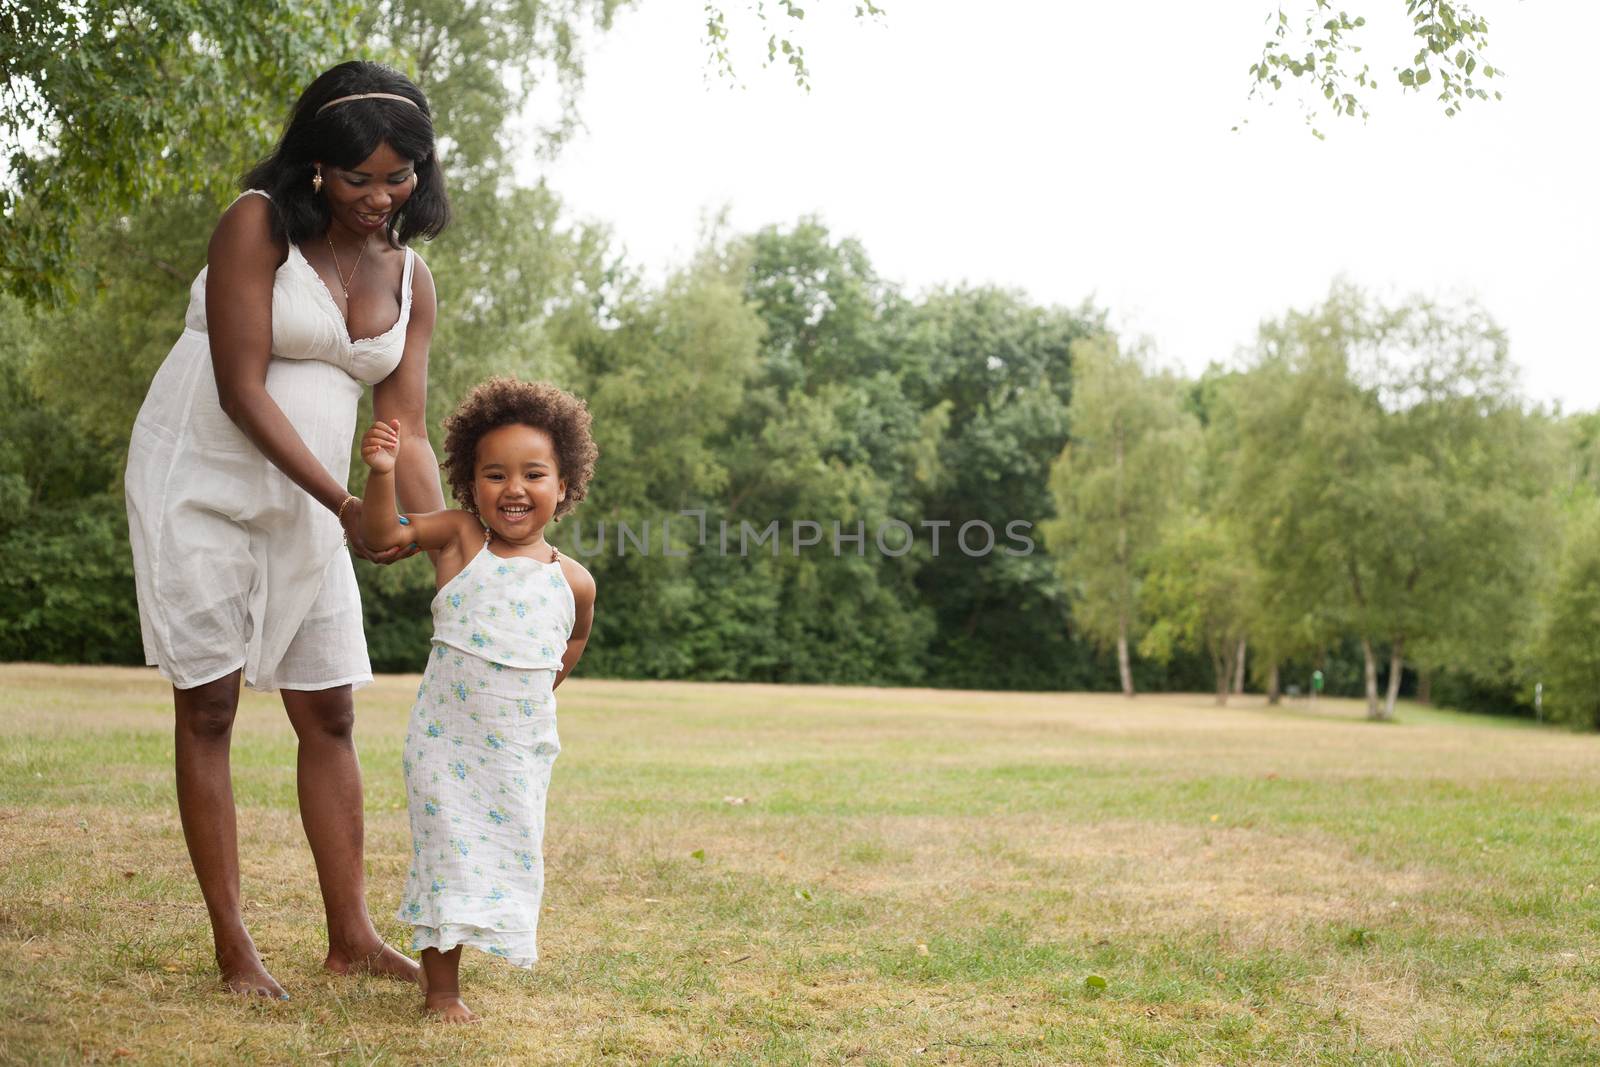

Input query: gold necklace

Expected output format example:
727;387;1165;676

326;231;368;301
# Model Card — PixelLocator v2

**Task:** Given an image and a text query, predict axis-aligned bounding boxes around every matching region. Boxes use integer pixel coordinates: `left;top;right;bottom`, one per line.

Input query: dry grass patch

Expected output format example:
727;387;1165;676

558;813;1437;952
8;664;1600;1064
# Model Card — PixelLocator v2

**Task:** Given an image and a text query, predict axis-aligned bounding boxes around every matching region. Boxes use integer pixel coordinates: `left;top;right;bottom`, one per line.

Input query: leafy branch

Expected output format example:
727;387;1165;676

702;0;885;90
1246;0;1503;137
1395;0;1501;117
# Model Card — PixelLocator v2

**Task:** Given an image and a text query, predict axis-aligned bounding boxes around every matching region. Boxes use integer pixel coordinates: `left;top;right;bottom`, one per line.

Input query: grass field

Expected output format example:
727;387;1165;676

5;664;1600;1065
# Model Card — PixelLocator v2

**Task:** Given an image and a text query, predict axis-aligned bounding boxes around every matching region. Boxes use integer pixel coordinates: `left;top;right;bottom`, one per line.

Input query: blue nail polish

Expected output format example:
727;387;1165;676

279;993;291;1001
409;543;419;550
398;515;411;525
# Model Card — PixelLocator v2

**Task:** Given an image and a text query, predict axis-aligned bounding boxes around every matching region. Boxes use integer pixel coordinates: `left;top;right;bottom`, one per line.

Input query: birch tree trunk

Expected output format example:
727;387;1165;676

1114;426;1134;699
1232;637;1247;694
1383;636;1405;720
1116;614;1134;697
1360;637;1382;719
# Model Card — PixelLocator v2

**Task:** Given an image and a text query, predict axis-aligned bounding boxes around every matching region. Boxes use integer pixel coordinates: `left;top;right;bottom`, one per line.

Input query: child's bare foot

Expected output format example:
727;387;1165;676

324;938;423;987
424;993;478;1023
216;940;289;1000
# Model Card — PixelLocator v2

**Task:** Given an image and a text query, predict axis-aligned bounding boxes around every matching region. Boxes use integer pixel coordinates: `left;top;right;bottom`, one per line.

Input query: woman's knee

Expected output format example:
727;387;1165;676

285;689;356;741
175;676;241;741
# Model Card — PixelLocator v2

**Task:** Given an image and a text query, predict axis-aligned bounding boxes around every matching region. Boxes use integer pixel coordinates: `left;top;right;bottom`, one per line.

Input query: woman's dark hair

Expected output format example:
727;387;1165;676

242;60;449;247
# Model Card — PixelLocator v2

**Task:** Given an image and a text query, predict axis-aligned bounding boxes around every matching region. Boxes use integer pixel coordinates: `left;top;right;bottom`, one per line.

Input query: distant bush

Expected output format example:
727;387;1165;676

0;494;143;665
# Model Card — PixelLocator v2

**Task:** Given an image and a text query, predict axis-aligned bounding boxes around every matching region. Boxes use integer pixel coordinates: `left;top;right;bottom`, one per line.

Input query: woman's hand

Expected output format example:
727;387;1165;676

360;419;401;473
339;496;415;564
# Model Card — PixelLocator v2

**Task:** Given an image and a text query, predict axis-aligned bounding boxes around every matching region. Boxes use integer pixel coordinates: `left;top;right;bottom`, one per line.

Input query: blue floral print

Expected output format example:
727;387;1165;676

397;543;568;970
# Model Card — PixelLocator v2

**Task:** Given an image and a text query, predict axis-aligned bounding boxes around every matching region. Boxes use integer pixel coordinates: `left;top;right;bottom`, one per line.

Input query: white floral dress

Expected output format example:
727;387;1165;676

398;539;574;967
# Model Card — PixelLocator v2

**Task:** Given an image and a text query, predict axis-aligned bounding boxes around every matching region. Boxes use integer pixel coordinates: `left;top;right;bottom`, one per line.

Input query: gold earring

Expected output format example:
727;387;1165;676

312;165;323;194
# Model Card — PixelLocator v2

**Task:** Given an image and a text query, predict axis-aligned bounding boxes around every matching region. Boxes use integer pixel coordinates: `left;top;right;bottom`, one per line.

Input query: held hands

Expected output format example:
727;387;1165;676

338;495;413;565
360;419;401;474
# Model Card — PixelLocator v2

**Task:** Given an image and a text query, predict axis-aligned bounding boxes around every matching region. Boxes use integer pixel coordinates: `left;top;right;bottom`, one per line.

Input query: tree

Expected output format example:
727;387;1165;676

1231;284;1540;720
1139;513;1257;704
1044;336;1196;697
714;221;936;685
899;285;1101;690
1527;498;1600;729
355;0;624;182
0;295;142;662
1194;365;1335;703
1;0;357;304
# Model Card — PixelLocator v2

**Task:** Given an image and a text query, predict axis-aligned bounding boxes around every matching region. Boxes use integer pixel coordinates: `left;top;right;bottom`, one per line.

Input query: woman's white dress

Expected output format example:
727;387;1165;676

124;190;418;691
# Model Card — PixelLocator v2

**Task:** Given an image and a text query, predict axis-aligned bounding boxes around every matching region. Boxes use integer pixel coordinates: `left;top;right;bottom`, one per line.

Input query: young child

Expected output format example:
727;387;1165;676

359;377;598;1022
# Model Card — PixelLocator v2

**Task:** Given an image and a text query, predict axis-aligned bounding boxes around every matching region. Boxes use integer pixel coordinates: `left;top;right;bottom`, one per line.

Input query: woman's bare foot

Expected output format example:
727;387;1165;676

324;938;423;986
424;992;478;1023
216;939;289;1000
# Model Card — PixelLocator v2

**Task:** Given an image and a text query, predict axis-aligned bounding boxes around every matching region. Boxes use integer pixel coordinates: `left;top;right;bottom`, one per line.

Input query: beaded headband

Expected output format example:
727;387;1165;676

316;92;421;115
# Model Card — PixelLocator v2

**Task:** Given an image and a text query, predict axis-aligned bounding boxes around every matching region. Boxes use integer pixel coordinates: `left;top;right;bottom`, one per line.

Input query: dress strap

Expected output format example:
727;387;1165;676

235;189;272;204
401;246;417;311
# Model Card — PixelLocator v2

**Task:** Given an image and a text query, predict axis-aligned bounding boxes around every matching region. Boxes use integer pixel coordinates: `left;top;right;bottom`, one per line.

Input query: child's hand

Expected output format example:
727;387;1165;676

360;419;401;474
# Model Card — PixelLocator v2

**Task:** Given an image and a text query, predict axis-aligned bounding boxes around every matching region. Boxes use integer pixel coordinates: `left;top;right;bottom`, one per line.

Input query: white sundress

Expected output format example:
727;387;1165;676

124;189;419;691
398;538;575;967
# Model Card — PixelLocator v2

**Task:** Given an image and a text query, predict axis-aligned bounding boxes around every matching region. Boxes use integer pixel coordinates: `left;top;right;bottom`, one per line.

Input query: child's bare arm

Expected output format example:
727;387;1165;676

359;419;469;553
554;559;595;689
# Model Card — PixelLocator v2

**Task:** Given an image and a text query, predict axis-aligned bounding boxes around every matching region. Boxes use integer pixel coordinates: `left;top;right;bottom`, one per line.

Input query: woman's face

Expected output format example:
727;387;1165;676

317;141;418;236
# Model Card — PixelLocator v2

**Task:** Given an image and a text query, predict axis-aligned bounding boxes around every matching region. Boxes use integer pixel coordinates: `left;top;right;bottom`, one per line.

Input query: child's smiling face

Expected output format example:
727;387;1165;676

472;423;565;545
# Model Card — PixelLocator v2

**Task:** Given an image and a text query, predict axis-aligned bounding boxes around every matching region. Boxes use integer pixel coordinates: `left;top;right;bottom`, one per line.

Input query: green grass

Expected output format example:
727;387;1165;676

5;664;1600;1064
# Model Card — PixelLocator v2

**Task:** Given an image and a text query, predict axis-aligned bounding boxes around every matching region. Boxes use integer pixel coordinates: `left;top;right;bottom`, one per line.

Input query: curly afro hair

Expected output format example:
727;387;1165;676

441;377;597;520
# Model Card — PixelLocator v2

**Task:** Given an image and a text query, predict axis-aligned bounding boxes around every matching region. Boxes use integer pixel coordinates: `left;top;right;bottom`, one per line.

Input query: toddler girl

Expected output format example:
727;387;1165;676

359;376;598;1022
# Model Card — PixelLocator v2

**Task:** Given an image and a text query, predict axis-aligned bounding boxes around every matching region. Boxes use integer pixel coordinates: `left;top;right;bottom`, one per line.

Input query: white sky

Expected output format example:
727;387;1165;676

532;0;1600;410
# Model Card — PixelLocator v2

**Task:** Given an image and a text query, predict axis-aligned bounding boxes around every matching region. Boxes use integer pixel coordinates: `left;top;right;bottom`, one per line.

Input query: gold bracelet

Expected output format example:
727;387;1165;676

336;494;357;545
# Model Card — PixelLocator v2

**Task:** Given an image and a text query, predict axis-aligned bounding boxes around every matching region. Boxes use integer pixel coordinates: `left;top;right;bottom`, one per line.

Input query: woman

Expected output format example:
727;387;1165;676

124;61;448;999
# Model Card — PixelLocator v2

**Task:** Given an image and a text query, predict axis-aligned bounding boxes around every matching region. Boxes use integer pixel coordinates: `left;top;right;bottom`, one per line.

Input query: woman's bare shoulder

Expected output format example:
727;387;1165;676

209;192;286;268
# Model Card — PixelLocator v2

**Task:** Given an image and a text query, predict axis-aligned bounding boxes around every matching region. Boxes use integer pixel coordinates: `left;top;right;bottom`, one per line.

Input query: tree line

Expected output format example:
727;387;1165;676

1046;288;1600;725
8;204;1600;723
4;0;1586;723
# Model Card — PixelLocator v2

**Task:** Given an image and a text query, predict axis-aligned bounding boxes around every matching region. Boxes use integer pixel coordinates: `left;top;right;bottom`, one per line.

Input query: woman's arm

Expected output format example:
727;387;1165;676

554;560;595;689
373;256;445;516
205;196;401;561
